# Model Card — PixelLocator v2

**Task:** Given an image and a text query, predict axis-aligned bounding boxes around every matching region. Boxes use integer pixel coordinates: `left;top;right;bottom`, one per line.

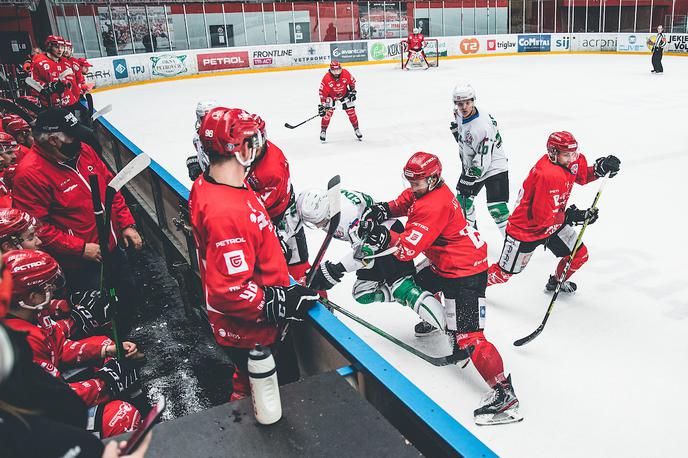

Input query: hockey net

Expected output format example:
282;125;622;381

400;39;440;69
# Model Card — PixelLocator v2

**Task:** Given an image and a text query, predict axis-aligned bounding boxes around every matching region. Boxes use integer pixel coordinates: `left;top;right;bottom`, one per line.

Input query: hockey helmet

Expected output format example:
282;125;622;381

44;35;62;48
296;189;330;228
0;133;18;153
195;99;218;126
452;83;476;103
3;115;30;137
4;250;65;310
198;107;264;167
0;208;38;250
329;61;342;77
404;152;443;194
546;131;579;163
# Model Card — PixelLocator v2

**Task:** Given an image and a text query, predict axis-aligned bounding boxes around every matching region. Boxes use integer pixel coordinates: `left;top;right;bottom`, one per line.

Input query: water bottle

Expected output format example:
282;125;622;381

247;344;282;425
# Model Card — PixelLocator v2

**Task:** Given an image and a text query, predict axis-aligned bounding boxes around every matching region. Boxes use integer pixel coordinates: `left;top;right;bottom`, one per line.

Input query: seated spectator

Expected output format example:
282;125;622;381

12;108;142;332
1;249;142;438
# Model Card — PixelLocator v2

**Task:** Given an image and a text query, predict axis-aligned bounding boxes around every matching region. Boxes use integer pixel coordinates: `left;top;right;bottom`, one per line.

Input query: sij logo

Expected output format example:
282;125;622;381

224;250;249;274
460;38;480;54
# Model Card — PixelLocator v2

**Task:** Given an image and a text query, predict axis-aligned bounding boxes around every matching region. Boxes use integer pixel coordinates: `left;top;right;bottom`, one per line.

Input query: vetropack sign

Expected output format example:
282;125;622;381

151;54;188;77
197;51;249;72
518;34;551;52
330;42;368;63
667;34;688;53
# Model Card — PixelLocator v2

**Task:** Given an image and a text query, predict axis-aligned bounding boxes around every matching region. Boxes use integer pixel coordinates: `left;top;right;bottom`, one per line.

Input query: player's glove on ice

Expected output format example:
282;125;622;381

263;284;319;324
594;155;621;178
309;261;346;291
361;202;390;224
457;172;477;197
565;204;599;226
357;220;391;253
186;155;202;181
450;122;460;143
96;358;140;397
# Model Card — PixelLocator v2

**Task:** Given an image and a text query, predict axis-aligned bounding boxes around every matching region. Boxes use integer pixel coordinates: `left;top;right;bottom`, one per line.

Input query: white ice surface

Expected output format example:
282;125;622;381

96;54;688;457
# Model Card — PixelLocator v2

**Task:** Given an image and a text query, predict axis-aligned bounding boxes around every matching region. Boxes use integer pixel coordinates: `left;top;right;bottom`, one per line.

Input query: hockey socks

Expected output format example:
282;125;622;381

487;202;509;237
555;244;589;281
456;331;505;387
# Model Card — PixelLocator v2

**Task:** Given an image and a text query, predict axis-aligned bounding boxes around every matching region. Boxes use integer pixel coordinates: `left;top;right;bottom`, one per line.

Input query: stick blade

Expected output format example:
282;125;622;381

108;153;151;192
284;122;296;129
513;325;544;347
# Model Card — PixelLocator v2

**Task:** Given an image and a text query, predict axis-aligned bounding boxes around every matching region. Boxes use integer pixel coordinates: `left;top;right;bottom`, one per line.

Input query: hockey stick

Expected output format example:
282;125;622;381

88;154;151;360
85;93;95;119
284;113;319;129
280;175;341;342
514;175;610;347
321;296;471;367
91;103;112;122
0;98;33;123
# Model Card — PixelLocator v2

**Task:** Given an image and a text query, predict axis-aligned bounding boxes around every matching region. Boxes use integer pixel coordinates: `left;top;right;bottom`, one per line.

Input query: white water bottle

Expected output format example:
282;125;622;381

247;344;282;425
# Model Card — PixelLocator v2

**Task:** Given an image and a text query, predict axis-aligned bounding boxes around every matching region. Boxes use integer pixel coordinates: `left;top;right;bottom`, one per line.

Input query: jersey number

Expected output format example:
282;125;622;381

460;227;485;249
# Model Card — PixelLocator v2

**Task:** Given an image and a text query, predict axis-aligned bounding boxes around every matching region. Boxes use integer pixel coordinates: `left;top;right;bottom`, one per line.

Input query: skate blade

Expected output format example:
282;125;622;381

475;408;523;426
415;328;441;338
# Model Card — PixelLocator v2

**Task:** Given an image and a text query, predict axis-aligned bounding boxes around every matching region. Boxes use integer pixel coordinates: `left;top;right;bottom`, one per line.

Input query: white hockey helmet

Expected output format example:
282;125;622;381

452;83;476;103
195;99;218;125
296;189;329;228
413;27;421;34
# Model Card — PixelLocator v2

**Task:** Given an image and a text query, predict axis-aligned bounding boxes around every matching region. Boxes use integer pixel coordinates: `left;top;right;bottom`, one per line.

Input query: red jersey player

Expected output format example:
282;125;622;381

318;61;361;142
404;27;430;69
30;36;76;109
359;152;522;426
487;131;620;292
189;107;318;400
1;250;142;438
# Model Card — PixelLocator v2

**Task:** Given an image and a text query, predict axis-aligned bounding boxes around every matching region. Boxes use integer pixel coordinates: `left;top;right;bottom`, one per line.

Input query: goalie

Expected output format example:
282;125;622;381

404;28;430;69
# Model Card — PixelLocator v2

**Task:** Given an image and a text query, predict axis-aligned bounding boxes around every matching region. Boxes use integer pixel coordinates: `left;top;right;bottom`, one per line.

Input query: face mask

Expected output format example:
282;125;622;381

59;139;81;159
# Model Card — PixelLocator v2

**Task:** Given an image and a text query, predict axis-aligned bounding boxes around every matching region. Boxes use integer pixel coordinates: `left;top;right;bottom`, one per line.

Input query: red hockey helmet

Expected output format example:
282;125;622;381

19;95;41;108
64;40;73;49
198;107;264;166
44;35;62;48
546;131;579;163
0;208;37;248
0;133;18;152
403;152;443;193
330;61;342;71
3;115;30;137
3;249;65;309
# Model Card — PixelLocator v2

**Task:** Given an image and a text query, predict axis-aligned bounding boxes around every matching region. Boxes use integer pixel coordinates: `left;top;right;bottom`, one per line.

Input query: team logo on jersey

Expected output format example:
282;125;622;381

570;163;579;174
224;250;249;274
405;229;424;246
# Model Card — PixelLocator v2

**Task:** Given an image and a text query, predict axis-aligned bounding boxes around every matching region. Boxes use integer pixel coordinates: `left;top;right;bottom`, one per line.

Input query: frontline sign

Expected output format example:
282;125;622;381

197;51;250;72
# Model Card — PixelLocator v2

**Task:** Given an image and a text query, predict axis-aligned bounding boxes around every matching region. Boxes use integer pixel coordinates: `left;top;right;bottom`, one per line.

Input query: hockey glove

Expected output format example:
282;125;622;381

357;220;391;253
69;290;111;322
69;305;102;339
457;172;477;197
565;205;599;226
186;155;202;181
450;122;460;143
46;80;66;95
318;104;328;117
593;155;621;178
95;359;140;398
346;89;357;102
361;202;390;224
309;261;346;291
263;284;319;325
277;232;292;261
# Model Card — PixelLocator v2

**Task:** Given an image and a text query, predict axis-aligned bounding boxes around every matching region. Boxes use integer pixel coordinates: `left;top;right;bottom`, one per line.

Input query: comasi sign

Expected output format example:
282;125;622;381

518;34;551;52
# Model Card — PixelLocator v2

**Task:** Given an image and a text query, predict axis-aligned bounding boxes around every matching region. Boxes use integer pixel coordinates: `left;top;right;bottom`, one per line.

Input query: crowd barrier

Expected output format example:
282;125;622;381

86;32;688;89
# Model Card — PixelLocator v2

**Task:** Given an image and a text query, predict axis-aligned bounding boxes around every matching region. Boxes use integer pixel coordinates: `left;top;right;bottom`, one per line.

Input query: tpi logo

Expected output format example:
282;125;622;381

460;38;480;54
517;34;551;52
131;65;145;75
113;58;128;79
555;36;570;50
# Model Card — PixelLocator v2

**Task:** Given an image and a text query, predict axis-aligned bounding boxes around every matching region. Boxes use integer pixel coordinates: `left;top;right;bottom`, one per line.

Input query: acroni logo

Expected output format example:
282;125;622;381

518;34;551;52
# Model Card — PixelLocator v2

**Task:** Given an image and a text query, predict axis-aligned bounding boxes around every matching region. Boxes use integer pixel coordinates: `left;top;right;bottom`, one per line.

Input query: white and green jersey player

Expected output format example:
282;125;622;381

296;188;447;333
451;83;510;236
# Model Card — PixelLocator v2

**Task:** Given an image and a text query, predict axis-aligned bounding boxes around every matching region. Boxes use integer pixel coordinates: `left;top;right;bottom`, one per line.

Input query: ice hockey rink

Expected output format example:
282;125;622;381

95;53;688;457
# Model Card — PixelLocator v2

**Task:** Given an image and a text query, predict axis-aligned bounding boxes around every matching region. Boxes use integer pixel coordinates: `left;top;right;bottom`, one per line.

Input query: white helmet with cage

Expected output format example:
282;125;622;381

296;189;330;228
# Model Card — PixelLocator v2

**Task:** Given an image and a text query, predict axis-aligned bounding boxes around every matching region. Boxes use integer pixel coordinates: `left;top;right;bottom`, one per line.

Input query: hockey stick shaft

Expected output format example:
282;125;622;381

91;103;112;121
321;296;467;366
284;113;319;129
89;174;124;360
514;176;609;347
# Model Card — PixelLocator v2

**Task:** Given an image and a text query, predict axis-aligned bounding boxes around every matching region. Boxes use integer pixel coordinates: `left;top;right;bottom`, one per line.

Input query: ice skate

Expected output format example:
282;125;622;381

414;320;440;337
354;128;363;141
320;130;327;142
545;274;577;293
474;375;523;426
